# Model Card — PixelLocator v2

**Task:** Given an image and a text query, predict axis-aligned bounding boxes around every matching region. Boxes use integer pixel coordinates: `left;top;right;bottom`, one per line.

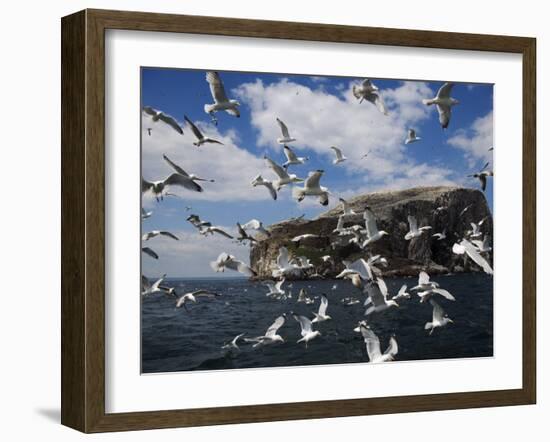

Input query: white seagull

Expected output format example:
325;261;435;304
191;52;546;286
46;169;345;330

264;156;303;190
283;145;308;167
362;207;389;247
417;286;456;303
360;324;398;363
276;118;296;144
422;82;459;129
425;299;454;335
330;146;347;165
184;115;224;146
175;290;221;310
392;284;411;301
242;219;271;237
292;170;330;206
210;252;256;277
404;215;432;240
272;246;301;278
364;278;400;315
352;79;388;115
405;128;421;144
245;315;286;348
204;71;240;121
141;274;166;296
339;197;356;217
452;239;494;275
265;279;285;297
141;230;179;241
468;162;493;192
411;271;440;291
312;294;331;323
142;173;202;201
143;106;183;134
251;175;277;200
293;314;321;348
432;229;447;241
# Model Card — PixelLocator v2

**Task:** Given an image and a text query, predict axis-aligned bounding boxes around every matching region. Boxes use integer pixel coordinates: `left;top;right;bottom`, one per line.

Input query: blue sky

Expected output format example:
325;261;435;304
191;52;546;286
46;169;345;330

141;68;493;277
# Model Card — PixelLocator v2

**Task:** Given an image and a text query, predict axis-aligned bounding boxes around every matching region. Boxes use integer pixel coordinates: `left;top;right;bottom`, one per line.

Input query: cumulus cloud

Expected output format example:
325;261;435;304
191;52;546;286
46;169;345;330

234;78;456;188
141;113;272;203
447;110;493;166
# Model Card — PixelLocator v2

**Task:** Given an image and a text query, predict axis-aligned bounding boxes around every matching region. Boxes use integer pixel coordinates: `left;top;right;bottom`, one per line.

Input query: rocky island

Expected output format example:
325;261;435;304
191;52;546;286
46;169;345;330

250;186;493;279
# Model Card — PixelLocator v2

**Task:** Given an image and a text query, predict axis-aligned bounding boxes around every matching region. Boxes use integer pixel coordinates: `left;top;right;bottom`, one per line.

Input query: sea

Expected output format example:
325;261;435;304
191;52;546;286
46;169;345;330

141;273;493;373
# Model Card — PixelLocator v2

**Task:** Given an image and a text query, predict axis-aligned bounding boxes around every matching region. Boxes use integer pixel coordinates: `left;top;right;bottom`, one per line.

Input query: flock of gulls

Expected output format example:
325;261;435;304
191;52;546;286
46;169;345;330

141;72;494;364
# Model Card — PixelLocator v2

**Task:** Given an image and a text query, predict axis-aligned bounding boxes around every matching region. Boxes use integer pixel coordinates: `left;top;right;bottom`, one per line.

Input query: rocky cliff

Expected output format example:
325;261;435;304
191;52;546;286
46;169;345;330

249;186;493;279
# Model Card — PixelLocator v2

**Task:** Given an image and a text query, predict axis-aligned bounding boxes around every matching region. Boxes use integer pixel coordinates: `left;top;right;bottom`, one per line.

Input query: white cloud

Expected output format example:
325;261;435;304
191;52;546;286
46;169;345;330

142;227;250;277
141;114;272;203
447;110;493;166
234;78;456;187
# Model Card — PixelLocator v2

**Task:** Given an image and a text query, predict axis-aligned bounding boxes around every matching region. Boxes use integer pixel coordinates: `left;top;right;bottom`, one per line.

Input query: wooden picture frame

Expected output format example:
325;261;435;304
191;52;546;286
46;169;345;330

61;8;536;433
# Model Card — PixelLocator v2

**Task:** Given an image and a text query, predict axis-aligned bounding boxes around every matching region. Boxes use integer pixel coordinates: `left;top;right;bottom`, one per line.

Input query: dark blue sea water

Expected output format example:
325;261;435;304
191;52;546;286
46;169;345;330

141;273;493;373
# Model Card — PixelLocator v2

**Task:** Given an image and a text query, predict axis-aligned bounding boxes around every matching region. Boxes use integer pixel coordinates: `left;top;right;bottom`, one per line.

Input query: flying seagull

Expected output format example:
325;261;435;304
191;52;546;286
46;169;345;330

330;146;347;165
210;252;256;277
187;214;212;230
241;219;271;237
452;238;494;275
362;207;389;247
236;222;257;244
425;299;454;335
265;279;285;297
339;197;356;217
364;278;400;315
352;79;388;115
312;294;331;323
404;215;432;240
359;324;398;363
292;170;330;206
422;82;459;129
244;314;286;348
199;226;234;239
184;115;224;146
392;284;411;301
272;246;301;278
264;156;303;190
251;174;277;200
283;145;308;167
204;71;240;123
405;128;421;144
432;229;447;241
143;106;184;134
141;274;166;296
417;285;456;303
175;290;221;311
468;163;494;192
142;174;202;201
411;271;440;291
293;314;321;348
163;155;215;183
142;230;179;241
141;246;159;260
276;118;296;144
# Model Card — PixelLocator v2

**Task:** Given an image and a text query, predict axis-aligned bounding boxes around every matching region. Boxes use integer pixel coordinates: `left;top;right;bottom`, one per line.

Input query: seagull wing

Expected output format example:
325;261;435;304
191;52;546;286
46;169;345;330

191;289;220;298
265;182;278;200
330;146;343;160
318;295;329;316
158;113;183;134
284;145;298;161
210;227;234;239
151;274;166;291
304;170;323;190
206;71;228;103
418;271;430;285
242;219;261;230
365;280;385;307
141;275;151;291
141;178;154;193
397;284;407;296
436;82;454;99
363;208;379;238
141;247;159;259
162;154;189;176
143;106;157;116
276;118;291;138
265;156;289;179
383;336;398;359
436;104;451;129
225;258;255;276
371;92;388;115
293;315;313;337
164;173;203;192
159;231;179;240
408;129;416;139
430;299;446;322
184;115;204;140
460;239;494;274
431;287;456;301
376;277;390;300
360;325;382;362
265;315;285;337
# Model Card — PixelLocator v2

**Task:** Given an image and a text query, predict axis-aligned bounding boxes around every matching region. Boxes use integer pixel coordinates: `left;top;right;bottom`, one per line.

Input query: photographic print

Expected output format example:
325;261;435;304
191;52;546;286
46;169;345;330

141;68;494;374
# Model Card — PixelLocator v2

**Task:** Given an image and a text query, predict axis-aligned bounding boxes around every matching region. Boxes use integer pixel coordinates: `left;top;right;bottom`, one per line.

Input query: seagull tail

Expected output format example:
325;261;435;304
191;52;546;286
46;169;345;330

422;99;435;106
